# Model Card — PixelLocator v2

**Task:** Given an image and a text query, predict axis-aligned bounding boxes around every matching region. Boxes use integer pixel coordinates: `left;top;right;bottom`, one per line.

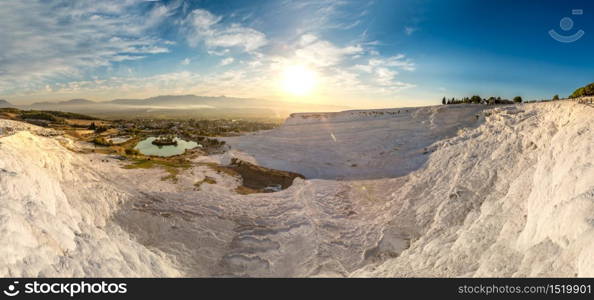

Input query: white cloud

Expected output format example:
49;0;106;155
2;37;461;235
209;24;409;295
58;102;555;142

372;55;416;71
294;34;363;67
187;9;222;30
375;68;398;86
1;1;418;105
220;57;235;66
0;0;173;93
299;33;319;46
262;33;417;98
184;9;267;53
31;71;204;100
404;26;418;36
353;64;373;73
19;69;272;102
350;54;415;88
207;49;231;56
350;55;416;90
284;0;365;34
208;25;267;52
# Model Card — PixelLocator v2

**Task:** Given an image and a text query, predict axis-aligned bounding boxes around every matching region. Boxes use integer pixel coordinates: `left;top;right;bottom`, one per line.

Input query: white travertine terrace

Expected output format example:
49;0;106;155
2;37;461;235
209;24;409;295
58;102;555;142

1;101;594;277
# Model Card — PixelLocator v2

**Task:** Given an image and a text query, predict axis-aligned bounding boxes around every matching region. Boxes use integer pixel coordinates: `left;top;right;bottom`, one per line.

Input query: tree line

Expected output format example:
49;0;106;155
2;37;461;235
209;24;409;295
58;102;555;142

442;94;565;105
439;81;594;105
441;95;521;105
569;82;594;99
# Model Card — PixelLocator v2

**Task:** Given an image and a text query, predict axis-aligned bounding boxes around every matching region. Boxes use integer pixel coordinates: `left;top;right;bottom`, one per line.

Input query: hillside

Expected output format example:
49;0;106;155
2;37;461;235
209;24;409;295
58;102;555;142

0;99;13;108
2;101;594;277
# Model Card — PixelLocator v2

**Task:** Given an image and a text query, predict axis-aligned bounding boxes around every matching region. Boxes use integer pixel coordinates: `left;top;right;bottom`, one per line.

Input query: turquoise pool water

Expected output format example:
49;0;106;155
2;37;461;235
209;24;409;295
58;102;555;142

134;137;198;157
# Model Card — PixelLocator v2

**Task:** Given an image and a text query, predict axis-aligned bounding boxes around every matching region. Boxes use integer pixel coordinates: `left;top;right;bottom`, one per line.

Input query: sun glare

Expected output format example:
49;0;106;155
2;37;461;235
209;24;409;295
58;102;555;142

281;65;317;96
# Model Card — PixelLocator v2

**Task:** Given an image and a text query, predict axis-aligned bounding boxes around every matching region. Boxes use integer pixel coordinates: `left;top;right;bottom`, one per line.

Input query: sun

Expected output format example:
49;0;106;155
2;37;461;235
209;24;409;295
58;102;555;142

281;65;317;96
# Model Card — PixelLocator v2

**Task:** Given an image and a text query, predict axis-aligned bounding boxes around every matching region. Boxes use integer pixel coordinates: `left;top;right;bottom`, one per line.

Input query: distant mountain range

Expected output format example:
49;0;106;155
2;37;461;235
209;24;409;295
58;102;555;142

31;98;96;106
10;95;349;120
0;99;14;108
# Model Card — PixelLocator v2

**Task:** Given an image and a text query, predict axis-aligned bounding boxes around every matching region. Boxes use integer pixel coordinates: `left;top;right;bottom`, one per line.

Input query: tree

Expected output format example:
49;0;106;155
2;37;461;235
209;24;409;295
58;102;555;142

442;97;446;105
470;95;482;104
513;96;523;103
552;94;560;100
125;148;140;155
570;82;594;98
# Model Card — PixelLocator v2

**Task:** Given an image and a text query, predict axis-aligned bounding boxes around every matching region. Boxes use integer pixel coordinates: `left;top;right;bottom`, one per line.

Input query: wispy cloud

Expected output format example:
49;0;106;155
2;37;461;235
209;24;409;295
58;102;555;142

369;55;415;71
1;1;418;107
181;58;192;65
404;26;418;36
220;57;235;66
283;0;367;33
183;9;267;53
0;0;174;93
294;34;363;67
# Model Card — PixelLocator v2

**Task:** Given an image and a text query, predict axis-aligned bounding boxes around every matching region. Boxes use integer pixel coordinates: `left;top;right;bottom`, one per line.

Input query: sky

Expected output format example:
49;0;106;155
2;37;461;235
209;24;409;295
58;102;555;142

1;0;594;108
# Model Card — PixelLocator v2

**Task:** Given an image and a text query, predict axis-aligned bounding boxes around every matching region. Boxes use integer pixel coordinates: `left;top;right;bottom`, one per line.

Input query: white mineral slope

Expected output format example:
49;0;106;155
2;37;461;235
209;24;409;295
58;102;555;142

0;119;401;277
352;101;594;277
0;120;180;277
224;105;486;179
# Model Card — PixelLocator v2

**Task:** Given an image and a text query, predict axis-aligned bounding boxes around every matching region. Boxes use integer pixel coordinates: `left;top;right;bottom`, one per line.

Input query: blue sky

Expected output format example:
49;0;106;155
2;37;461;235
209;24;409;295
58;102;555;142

1;0;594;108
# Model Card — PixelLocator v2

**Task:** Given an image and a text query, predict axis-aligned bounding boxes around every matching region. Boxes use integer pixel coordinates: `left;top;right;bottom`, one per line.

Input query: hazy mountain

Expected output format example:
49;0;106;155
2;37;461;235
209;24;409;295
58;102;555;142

0;99;14;108
31;99;96;107
18;95;349;120
109;95;213;106
107;95;345;110
61;99;96;105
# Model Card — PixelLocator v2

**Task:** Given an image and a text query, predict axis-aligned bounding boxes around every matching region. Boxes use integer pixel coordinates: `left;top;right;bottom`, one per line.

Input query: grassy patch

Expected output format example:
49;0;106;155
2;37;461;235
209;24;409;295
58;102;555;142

161;167;181;183
123;158;192;183
124;158;191;170
203;176;217;184
194;176;217;190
